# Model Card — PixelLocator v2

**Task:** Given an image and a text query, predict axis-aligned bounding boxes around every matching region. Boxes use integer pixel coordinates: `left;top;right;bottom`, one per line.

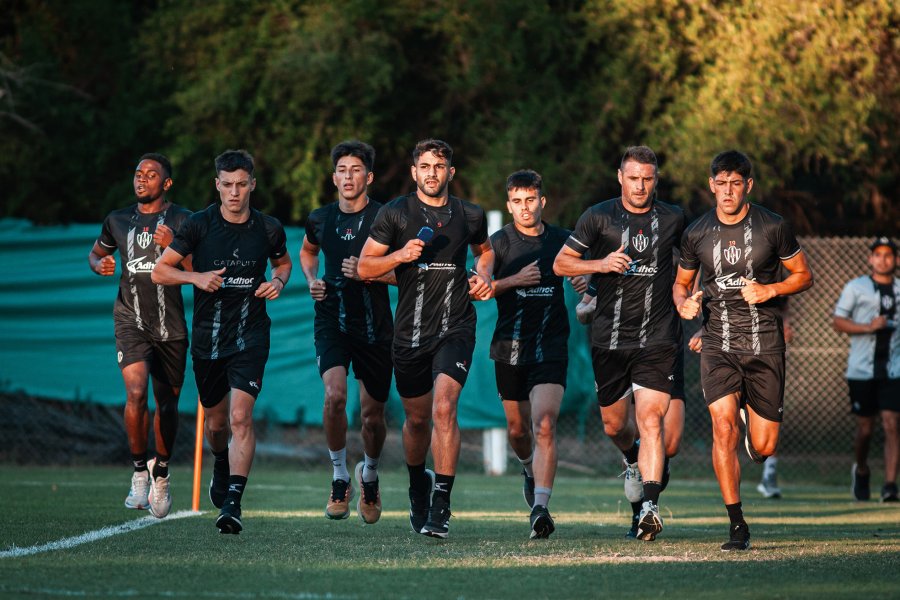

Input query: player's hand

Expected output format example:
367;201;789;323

783;321;794;344
395;239;425;263
576;296;596;325
515;261;542;287
255;277;283;300
569;275;588;294
153;224;174;248
194;268;225;292
740;277;775;305
600;244;631;274
96;255;116;276
341;256;362;281
308;278;327;301
688;329;703;353
679;290;703;319
468;273;493;300
869;315;888;332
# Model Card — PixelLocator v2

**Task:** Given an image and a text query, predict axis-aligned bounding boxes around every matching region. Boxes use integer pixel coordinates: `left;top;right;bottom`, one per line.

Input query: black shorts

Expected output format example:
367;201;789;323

115;324;187;387
392;332;476;398
494;360;567;401
193;345;269;408
671;344;685;401
315;331;393;403
701;350;784;422
591;344;677;408
848;378;900;416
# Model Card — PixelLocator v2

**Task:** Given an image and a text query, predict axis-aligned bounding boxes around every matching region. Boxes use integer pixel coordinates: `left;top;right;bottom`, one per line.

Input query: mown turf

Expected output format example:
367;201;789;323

1;465;897;599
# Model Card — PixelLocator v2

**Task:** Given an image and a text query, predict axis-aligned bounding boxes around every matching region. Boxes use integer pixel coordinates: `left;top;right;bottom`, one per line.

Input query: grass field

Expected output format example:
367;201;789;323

1;465;898;599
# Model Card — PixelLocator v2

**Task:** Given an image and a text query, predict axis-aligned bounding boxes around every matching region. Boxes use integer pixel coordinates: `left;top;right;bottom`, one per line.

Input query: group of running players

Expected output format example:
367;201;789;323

92;140;817;551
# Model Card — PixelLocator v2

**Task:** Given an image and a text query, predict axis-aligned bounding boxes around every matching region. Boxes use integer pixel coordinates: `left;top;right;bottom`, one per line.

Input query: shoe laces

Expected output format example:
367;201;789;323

361;479;379;505
331;478;350;502
131;472;149;495
429;497;451;520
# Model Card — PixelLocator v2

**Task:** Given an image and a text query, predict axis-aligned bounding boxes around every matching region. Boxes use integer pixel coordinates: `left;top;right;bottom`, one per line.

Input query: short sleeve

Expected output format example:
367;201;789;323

265;217;288;259
305;209;323;246
466;205;488;246
490;229;509;273
97;216;117;251
679;228;700;271
774;218;802;261
564;208;596;255
368;203;400;247
833;281;858;319
169;214;200;257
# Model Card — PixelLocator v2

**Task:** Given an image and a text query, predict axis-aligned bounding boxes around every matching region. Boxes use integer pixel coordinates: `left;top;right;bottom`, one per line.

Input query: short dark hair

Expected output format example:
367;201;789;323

215;149;255;176
710;150;753;179
331;140;375;172
620;146;658;171
506;169;542;194
413;139;453;165
138;153;172;179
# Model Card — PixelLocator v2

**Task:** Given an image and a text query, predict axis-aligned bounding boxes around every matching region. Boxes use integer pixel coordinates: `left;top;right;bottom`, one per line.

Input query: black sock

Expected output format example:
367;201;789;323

433;473;455;503
153;455;170;479
643;481;662;504
623;440;640;464
631;500;642;518
407;462;429;491
132;454;148;472
225;475;248;505
213;448;229;475
660;457;671;492
726;502;744;526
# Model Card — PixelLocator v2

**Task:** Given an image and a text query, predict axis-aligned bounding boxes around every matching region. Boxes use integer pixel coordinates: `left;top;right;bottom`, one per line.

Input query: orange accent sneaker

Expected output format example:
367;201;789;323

355;461;382;524
325;477;354;520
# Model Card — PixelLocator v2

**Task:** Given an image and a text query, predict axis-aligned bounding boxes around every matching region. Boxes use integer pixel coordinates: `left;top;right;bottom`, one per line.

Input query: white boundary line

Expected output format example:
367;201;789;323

0;509;201;559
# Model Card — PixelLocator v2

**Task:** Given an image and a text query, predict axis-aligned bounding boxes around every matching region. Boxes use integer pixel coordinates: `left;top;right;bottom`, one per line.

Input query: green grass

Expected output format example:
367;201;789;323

1;465;898;599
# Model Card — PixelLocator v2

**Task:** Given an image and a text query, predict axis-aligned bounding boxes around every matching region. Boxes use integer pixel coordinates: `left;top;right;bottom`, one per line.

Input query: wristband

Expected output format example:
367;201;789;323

273;275;286;288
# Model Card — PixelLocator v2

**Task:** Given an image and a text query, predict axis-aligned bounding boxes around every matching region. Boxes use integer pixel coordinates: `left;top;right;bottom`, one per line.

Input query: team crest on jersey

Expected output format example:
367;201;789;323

136;228;152;249
632;230;649;253
884;295;895;312
722;241;742;265
337;227;356;241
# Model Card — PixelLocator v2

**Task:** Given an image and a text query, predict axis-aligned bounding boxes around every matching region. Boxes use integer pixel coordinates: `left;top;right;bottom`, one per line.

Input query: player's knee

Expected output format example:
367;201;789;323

323;386;347;413
361;407;386;431
711;417;740;444
432;402;457;429
124;385;149;405
229;407;253;433
602;419;627;440
533;414;557;441
506;422;530;443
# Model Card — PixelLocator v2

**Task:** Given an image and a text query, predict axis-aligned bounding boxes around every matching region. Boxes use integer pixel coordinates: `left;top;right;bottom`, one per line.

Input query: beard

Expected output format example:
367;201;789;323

417;179;448;199
135;194;156;204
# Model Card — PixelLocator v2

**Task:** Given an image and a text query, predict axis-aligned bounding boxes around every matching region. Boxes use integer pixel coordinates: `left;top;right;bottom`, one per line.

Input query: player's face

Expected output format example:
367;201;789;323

216;169;256;216
870;246;897;277
709;170;753;216
506;187;545;229
618;160;657;212
412;151;455;199
133;159;171;204
332;155;373;202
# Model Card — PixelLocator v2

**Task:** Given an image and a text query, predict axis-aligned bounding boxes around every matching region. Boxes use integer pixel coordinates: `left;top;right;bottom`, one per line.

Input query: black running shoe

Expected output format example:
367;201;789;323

881;482;899;502
408;469;435;533
209;469;229;509
529;504;555;539
740;406;766;464
852;463;871;501
720;522;751;551
421;495;451;539
625;512;640;539
522;469;535;509
215;499;242;535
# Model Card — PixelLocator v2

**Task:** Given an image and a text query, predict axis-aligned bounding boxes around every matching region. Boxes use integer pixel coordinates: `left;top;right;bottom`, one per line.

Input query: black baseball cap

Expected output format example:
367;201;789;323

870;236;898;253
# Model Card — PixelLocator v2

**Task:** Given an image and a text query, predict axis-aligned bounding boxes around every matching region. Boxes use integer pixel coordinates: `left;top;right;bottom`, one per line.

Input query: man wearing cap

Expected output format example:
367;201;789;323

833;236;900;502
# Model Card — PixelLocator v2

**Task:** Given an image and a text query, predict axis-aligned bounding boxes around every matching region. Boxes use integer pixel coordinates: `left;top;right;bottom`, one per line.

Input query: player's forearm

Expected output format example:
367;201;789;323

271;263;292;287
358;253;401;279
151;261;195;286
833;316;879;335
768;270;813;298
299;250;320;284
492;275;520;297
553;253;598;277
673;283;690;312
368;270;397;285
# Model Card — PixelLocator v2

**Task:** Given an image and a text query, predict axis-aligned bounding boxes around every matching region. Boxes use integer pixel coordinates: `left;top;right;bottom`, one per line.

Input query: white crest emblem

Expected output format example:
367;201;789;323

722;245;742;265
136;231;152;249
631;231;649;253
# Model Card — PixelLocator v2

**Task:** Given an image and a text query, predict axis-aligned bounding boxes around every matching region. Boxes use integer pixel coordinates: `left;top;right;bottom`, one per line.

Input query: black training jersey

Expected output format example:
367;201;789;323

490;223;571;365
170;204;288;360
679;203;802;355
368;193;488;348
97;203;192;341
566;198;685;350
305;200;393;343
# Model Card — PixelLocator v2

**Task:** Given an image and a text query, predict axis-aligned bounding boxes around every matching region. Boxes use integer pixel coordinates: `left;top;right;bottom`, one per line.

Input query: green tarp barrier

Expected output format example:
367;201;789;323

0;218;593;427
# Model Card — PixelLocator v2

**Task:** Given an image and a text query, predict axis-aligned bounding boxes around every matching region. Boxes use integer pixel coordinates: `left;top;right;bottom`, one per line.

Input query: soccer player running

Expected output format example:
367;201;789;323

490;169;586;539
554;145;685;542
673;150;813;551
833;237;899;502
89;153;191;519
299;141;395;523
153;149;292;534
358;139;493;539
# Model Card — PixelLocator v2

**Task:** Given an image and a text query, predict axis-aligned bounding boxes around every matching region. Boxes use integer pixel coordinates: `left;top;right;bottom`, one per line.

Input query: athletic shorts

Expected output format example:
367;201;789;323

848;378;900;416
671;344;685;402
701;350;785;422
115;324;187;387
591;344;677;408
494;360;567;401
392;332;476;398
315;331;393;403
192;345;269;408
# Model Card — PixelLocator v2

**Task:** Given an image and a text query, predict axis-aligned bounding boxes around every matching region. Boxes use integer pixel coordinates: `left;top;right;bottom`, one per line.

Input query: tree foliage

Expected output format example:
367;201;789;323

1;0;897;234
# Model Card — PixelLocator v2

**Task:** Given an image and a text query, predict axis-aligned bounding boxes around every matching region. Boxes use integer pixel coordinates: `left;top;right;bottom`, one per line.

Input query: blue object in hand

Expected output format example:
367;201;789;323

417;226;434;243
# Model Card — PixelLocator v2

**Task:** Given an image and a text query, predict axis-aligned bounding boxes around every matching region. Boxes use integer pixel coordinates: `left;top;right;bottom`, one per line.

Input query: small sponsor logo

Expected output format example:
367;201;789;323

233;248;240;259
136;229;152;249
249;380;260;390
337;227;356;241
623;261;658;277
722;242;741;265
715;272;746;290
632;230;649;253
117;351;123;363
517;286;556;297
456;361;468;373
221;276;255;289
668;374;674;381
126;256;155;274
416;262;456;272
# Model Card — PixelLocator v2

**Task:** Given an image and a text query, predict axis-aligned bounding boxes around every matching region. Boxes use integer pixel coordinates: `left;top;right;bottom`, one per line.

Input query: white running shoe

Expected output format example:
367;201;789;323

636;500;663;541
124;470;150;510
147;458;172;518
620;459;643;503
756;476;782;499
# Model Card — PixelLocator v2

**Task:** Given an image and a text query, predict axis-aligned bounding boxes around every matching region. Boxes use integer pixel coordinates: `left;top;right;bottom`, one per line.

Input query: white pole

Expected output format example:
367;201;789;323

484;210;506;475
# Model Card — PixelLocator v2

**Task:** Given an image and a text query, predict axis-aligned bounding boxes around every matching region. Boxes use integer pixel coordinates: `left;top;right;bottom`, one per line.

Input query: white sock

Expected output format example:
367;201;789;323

763;456;778;479
329;447;350;482
519;451;534;478
363;453;379;483
534;487;552;508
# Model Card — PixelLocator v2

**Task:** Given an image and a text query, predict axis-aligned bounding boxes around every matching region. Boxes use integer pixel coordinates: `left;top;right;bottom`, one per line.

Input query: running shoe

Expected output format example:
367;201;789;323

146;458;172;518
325;478;354;520
209;468;229;509
216;499;242;535
620;459;643;503
355;461;382;524
851;463;871;501
881;482;899;502
421;495;451;539
756;474;782;499
529;504;555;539
124;470;150;510
625;512;640;539
522;468;535;509
721;522;751;551
636;500;663;541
